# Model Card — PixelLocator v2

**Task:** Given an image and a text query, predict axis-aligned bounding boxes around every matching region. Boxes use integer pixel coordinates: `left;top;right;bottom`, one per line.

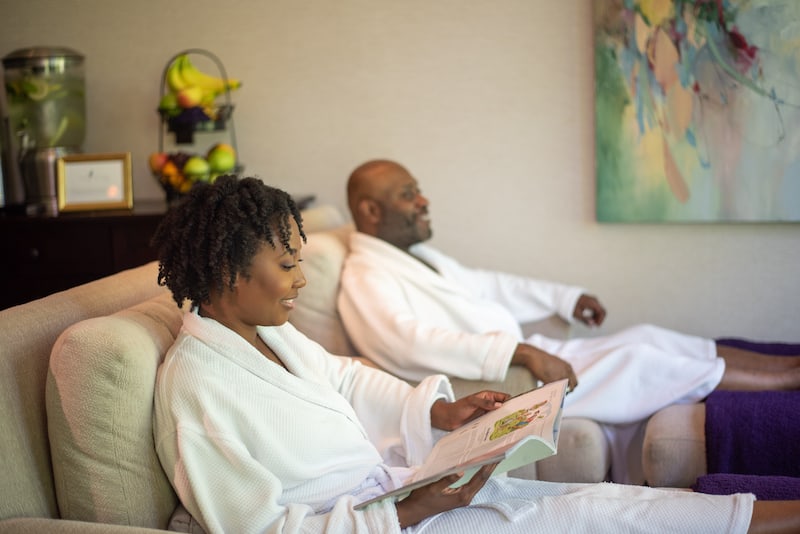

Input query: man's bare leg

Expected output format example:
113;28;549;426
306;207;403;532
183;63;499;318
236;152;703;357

717;344;800;371
748;500;800;534
715;344;800;391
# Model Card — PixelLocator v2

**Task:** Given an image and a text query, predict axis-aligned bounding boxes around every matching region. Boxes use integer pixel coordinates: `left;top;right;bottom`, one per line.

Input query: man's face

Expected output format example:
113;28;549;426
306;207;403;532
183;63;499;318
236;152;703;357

374;168;432;250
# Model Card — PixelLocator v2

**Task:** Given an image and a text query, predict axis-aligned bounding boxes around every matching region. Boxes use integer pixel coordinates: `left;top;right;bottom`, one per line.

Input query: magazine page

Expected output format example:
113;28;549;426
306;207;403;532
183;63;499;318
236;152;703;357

355;378;567;509
411;378;567;483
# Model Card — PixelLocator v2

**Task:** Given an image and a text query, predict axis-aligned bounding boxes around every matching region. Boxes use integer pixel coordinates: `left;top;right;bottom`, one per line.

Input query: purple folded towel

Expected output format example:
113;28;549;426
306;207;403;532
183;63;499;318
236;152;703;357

706;338;800;477
693;473;800;500
705;389;800;477
695;339;800;500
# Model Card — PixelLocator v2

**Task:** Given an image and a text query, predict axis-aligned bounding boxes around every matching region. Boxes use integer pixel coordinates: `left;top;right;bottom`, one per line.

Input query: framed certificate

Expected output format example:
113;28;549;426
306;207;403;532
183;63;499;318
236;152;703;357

57;152;133;212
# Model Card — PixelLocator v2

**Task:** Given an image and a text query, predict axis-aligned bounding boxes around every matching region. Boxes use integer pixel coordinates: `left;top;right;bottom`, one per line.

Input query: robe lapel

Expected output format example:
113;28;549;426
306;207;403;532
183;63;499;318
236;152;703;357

183;311;362;427
350;233;474;300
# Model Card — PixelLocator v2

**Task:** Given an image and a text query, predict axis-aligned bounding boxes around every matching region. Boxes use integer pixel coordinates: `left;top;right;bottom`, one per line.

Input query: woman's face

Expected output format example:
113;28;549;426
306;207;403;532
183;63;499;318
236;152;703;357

228;218;306;327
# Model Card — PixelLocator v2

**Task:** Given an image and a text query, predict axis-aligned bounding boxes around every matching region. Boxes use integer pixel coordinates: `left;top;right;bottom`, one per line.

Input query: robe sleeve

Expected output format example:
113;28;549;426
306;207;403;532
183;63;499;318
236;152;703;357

416;245;586;324
158;424;405;534
298;329;454;467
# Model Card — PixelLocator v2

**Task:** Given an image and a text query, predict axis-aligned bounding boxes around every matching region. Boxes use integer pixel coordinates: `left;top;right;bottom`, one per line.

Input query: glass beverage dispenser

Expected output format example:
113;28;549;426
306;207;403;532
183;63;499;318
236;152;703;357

2;47;86;215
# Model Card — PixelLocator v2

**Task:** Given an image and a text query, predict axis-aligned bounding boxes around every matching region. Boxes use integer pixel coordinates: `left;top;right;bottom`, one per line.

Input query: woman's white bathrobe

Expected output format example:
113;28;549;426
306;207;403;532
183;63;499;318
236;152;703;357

154;310;451;533
338;233;726;482
154;310;753;534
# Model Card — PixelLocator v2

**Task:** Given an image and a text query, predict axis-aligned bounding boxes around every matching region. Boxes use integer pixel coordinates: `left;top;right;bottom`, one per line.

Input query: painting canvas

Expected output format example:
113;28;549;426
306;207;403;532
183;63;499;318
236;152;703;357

594;0;800;222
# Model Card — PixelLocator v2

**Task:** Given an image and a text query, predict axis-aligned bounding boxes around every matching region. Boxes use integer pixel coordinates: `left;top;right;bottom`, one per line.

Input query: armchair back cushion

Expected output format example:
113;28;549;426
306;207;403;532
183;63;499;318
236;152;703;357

45;293;184;528
290;224;358;356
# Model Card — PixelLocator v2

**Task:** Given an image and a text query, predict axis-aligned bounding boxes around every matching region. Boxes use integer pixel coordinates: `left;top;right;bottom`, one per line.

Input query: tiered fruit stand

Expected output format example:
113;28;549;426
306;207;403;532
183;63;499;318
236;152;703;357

153;48;242;203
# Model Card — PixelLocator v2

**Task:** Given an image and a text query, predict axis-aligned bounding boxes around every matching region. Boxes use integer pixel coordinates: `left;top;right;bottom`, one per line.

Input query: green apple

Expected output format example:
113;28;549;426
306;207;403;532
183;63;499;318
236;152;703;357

183;156;211;181
207;145;237;173
158;92;180;117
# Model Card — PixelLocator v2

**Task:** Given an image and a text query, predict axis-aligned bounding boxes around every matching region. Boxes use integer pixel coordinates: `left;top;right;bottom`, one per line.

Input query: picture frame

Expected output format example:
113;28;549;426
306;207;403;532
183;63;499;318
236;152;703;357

57;152;133;212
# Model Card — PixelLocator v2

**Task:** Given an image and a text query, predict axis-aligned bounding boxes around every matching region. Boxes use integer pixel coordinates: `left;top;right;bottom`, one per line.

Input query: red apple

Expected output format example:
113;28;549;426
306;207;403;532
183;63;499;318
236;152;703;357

148;152;169;173
176;86;204;109
206;142;235;157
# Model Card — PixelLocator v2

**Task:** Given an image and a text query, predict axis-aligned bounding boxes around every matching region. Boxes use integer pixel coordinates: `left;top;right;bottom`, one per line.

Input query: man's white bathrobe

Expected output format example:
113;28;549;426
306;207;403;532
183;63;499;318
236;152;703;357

338;233;726;482
154;310;753;534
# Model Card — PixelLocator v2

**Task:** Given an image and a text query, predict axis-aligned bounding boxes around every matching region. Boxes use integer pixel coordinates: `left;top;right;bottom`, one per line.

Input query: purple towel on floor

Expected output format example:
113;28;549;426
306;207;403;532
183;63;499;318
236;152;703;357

693;473;800;500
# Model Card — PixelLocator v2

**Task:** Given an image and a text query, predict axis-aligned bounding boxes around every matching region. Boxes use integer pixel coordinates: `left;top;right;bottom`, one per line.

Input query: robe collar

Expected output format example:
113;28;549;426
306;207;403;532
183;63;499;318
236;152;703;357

349;232;473;299
182;310;363;427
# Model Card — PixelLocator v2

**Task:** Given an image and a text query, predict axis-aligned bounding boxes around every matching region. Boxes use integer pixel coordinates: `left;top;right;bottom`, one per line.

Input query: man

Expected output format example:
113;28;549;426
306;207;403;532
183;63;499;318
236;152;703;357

337;159;800;483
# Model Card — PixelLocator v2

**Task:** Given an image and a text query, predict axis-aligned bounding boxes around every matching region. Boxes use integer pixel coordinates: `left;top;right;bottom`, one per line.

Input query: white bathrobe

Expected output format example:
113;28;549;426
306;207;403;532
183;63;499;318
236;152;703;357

154;310;752;534
338;233;726;482
154;310;451;534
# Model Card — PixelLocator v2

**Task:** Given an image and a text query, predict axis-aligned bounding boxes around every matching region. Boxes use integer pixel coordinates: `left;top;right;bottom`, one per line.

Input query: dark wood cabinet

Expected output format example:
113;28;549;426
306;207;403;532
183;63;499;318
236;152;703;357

0;204;166;310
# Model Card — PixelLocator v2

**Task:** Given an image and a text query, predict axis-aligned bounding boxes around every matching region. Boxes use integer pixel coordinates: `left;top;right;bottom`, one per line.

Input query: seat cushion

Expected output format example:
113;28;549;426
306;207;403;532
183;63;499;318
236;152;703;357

45;293;184;527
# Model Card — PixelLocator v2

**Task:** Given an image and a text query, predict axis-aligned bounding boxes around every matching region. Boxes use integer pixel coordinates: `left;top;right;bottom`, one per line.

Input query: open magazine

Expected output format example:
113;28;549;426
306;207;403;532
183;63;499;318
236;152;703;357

355;378;568;510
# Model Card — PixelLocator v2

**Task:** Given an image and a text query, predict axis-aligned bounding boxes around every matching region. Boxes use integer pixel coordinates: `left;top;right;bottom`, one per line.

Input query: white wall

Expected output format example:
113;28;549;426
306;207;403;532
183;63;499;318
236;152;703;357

2;0;798;341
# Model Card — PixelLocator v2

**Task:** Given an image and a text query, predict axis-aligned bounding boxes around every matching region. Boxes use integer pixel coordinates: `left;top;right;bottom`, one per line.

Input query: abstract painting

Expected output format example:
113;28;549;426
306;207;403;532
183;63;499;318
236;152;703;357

594;0;800;222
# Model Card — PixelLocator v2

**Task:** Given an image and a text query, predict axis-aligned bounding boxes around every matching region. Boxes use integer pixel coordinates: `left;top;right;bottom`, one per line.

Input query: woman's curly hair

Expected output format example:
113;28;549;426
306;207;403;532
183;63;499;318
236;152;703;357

151;175;306;309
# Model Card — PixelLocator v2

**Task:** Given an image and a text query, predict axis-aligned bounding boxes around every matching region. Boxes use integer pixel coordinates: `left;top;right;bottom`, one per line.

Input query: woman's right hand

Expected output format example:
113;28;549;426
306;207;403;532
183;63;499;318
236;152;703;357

394;463;498;528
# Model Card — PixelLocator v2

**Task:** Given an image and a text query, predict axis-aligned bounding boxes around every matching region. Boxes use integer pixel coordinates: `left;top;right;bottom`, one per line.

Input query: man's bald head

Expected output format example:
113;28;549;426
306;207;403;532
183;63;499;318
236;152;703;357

347;159;404;219
346;159;432;250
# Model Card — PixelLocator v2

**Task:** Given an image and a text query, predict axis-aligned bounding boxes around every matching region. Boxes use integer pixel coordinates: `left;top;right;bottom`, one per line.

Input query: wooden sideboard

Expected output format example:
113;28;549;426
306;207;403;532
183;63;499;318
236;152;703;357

0;203;167;310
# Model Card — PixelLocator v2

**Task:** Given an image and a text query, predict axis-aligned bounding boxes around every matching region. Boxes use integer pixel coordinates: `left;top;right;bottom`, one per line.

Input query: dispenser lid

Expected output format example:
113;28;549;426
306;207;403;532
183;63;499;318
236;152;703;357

3;47;84;70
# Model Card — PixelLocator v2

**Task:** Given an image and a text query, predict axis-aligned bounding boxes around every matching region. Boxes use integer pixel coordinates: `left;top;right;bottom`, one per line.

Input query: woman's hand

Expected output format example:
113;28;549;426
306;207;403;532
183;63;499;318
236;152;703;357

395;463;498;528
430;391;510;431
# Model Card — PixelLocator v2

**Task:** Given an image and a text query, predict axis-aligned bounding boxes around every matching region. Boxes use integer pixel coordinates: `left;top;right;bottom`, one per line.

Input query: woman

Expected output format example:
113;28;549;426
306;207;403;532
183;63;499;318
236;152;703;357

151;175;799;534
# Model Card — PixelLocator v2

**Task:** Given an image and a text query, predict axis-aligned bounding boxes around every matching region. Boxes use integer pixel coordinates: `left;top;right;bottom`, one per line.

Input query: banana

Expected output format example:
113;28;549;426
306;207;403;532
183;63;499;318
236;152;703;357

179;55;241;96
166;55;190;92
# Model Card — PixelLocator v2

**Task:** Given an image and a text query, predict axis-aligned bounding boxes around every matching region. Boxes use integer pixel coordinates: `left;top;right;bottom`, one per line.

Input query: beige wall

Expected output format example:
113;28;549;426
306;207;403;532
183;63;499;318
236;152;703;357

2;0;798;341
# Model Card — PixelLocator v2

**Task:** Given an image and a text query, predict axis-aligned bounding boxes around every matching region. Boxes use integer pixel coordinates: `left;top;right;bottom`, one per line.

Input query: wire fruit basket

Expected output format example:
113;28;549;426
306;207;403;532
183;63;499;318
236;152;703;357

152;48;243;203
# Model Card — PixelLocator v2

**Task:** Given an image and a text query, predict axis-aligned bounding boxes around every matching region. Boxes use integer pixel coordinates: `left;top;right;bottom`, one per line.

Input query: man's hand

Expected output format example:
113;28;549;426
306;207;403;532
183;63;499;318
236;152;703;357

430;391;510;431
573;294;606;327
395;463;498;528
511;343;577;392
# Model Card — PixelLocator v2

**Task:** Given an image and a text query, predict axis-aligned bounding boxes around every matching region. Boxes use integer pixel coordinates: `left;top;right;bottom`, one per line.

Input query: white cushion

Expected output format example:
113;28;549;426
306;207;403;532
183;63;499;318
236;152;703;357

46;293;184;527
